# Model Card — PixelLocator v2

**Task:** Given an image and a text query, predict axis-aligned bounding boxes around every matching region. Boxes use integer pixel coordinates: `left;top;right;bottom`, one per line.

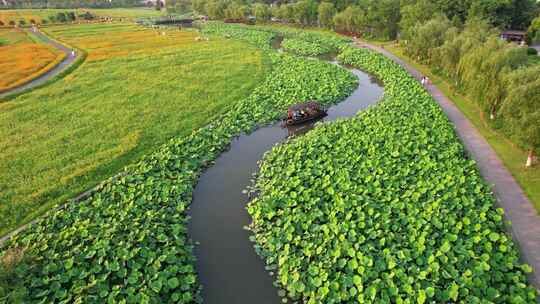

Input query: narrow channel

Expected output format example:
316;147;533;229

187;45;383;303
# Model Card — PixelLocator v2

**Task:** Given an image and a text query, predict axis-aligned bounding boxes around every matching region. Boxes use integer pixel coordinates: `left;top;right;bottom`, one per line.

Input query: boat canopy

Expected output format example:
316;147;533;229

287;101;322;111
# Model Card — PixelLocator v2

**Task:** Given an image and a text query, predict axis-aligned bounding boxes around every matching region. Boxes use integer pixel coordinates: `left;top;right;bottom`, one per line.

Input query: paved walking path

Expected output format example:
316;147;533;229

0;29;79;99
357;42;540;290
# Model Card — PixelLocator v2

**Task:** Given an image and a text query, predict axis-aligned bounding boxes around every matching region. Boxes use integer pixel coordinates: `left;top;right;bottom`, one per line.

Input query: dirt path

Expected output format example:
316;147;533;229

0;29;79;99
356;41;540;290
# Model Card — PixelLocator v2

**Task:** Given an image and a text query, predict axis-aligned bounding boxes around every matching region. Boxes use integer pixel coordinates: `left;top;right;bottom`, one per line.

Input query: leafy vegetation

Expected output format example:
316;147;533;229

0;23;357;302
401;16;539;167
0;23;270;236
281;37;328;57
0;28;65;92
200;21;275;49
247;46;537;303
381;42;540;216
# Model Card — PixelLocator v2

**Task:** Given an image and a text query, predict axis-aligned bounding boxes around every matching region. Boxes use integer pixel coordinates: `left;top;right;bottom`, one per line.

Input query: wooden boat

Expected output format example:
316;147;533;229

284;101;327;126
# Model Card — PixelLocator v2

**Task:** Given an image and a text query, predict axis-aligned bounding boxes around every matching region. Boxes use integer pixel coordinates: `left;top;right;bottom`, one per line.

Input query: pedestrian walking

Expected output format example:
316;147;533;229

71;49;76;57
421;76;426;86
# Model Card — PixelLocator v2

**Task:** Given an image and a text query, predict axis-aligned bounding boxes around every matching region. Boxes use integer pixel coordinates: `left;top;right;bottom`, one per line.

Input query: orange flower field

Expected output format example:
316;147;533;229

0;29;65;92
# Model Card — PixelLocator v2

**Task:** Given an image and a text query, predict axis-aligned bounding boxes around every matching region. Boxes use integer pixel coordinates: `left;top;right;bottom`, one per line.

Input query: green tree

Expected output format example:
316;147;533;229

458;37;528;119
433;18;496;79
56;12;67;23
501;65;540;166
527;14;540;44
333;5;366;34
293;0;318;25
468;0;537;30
366;0;400;39
225;2;249;20
403;15;454;63
67;11;76;22
206;0;227;19
399;0;439;40
317;1;336;28
192;0;207;14
253;3;271;22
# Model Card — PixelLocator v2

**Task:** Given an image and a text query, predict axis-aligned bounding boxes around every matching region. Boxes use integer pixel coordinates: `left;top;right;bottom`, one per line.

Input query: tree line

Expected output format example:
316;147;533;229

0;0;143;9
402;15;539;166
170;0;540;40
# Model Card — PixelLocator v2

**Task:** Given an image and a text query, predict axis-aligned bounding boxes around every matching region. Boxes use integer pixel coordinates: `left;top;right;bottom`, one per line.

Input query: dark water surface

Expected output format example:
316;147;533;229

187;64;383;303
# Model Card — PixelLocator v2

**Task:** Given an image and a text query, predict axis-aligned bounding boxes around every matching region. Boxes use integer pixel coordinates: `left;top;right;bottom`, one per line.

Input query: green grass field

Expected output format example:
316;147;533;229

380;42;540;214
0;23;270;236
0;8;163;24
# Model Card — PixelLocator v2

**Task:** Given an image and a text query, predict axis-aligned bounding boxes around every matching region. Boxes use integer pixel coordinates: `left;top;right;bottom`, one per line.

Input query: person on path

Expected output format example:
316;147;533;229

421;76;426;86
71;49;76;57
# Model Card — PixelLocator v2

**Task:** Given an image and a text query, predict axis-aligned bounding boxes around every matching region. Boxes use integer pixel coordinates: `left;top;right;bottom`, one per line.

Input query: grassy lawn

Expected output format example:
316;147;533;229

0;23;270;236
0;8;163;24
0;28;64;91
378;42;540;213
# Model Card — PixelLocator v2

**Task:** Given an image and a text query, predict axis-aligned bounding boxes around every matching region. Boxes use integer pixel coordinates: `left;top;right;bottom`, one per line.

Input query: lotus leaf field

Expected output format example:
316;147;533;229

247;45;537;303
0;23;357;303
281;38;330;57
0;22;537;303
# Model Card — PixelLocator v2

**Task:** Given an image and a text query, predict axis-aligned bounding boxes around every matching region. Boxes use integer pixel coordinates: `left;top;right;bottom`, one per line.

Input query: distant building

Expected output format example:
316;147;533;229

500;30;526;43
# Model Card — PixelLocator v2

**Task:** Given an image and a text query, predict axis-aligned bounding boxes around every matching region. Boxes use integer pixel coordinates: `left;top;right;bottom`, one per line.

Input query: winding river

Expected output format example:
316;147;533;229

187;41;384;303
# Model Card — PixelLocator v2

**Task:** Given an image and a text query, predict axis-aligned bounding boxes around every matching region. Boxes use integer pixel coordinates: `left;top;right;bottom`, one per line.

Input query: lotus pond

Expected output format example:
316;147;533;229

0;21;537;304
247;45;538;303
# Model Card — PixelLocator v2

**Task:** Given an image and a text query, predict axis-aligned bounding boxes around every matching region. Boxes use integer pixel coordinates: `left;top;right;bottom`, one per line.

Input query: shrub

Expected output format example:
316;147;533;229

56;12;67;23
18;19;26;26
527;47;538;56
78;11;95;20
67;12;77;22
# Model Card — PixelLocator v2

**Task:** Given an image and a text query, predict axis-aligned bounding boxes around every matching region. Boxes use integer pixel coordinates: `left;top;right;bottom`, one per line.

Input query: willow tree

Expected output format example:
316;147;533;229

403;15;454;64
399;0;439;41
527;14;540;44
458;37;528;119
205;0;227;20
333;5;366;34
224;2;249;20
501;66;540;167
317;1;336;28
253;3;271;22
432;18;496;79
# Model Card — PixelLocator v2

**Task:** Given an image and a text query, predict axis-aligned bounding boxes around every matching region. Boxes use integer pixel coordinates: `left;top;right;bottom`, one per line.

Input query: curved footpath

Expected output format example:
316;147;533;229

0;29;78;99
357;41;540;290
